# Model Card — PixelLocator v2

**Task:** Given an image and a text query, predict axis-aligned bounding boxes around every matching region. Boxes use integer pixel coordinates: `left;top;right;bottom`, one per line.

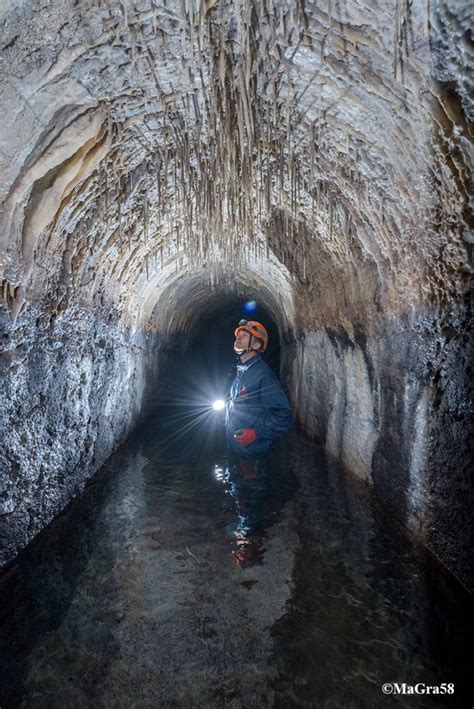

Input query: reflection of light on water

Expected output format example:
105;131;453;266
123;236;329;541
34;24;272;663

214;465;224;481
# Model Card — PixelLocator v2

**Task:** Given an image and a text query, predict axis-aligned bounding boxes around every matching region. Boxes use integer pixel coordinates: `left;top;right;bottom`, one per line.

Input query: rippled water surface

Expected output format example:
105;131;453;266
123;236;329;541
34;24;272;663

0;409;470;708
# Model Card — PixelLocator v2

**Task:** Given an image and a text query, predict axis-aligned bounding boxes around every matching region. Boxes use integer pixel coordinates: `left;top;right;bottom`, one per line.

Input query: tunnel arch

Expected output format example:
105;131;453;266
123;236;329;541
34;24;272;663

142;257;295;347
151;292;284;406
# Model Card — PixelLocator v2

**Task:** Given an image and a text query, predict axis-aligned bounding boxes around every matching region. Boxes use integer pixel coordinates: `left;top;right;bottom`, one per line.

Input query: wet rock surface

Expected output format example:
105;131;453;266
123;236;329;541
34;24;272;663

0;303;160;566
0;0;472;589
285;308;473;591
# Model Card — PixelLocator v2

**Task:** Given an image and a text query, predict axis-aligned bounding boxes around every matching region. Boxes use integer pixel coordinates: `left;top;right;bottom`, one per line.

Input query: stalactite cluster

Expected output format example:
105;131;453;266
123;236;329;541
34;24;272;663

0;0;471;329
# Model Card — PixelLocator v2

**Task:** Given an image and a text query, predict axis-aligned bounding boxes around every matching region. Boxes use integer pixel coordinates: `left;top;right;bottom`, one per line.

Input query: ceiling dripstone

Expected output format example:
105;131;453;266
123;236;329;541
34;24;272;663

1;0;471;332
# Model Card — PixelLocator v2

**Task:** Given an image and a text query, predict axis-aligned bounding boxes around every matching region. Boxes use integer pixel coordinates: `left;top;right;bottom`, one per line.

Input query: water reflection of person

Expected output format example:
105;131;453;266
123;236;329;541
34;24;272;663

223;456;269;567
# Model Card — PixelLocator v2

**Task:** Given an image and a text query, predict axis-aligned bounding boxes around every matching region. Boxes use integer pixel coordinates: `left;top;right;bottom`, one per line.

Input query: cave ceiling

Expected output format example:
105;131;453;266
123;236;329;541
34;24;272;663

0;0;471;332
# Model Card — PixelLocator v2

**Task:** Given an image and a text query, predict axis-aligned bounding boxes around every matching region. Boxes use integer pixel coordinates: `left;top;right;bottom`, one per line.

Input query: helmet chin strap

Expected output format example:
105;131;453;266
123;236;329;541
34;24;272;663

243;334;256;354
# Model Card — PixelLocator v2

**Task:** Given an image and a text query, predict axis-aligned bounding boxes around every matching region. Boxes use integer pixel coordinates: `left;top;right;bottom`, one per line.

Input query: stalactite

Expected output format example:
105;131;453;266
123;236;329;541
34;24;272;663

18;0;409;302
329;196;333;242
143;193;148;246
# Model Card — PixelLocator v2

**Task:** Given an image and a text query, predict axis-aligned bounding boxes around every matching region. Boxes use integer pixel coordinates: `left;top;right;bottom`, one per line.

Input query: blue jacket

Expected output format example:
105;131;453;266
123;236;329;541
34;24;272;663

225;354;293;457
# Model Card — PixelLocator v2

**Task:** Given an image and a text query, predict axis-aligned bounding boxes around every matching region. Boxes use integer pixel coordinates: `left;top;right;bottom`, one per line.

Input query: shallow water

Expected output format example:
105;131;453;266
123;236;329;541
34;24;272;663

0;409;470;708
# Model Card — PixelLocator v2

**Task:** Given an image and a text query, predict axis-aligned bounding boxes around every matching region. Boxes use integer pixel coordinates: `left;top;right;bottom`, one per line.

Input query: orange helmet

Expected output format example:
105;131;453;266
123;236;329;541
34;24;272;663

234;320;269;352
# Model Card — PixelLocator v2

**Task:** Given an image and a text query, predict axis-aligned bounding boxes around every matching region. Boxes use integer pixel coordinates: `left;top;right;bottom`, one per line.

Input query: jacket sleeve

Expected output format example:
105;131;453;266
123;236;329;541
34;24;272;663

254;371;293;440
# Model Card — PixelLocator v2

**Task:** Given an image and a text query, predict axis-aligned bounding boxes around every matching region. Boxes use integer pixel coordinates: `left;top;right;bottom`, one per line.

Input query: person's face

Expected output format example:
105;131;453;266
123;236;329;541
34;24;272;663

234;328;261;354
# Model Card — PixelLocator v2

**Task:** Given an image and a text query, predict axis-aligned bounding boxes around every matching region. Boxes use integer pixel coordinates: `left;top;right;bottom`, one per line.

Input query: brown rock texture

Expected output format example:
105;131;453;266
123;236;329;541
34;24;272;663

0;1;472;587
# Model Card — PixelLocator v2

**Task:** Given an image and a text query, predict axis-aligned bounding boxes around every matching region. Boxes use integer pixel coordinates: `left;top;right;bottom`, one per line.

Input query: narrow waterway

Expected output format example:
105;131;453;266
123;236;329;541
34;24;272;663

0;397;470;707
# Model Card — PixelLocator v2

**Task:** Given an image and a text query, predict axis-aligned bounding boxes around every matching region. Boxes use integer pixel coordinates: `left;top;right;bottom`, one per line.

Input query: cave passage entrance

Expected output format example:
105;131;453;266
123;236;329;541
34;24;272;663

184;297;282;380
151;295;283;457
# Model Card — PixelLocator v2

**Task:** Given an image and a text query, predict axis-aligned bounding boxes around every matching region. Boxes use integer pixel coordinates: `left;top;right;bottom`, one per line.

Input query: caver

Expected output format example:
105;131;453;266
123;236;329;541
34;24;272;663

225;319;293;457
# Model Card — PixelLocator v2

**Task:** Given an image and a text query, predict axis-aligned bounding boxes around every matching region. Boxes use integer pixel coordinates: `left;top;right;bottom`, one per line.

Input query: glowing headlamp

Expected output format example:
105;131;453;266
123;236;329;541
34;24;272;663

212;399;226;411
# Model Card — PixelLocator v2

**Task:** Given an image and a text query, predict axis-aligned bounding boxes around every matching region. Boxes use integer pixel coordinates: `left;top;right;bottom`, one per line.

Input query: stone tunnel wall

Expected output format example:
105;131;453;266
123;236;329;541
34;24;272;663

0;302;163;566
281;304;472;590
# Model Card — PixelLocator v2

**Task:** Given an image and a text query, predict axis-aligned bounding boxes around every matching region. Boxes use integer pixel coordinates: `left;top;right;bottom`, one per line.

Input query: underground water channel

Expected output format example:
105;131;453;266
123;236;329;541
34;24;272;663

0;311;471;708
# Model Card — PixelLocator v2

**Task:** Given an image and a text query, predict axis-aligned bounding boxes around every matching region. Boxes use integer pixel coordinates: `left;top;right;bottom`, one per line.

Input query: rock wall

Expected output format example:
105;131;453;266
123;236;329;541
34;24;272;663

282;304;472;590
0;302;160;566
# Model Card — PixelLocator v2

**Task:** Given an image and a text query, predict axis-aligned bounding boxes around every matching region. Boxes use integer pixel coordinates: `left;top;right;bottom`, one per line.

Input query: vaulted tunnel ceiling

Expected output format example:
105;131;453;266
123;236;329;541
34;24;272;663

146;264;293;341
0;0;472;335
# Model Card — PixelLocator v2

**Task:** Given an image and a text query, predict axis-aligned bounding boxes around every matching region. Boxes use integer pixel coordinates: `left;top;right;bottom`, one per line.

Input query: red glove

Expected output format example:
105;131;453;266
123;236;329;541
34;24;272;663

233;428;257;446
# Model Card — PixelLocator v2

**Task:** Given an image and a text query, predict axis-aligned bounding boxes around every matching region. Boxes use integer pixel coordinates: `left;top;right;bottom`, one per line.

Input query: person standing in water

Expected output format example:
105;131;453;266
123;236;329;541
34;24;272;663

225;319;293;458
223;319;293;566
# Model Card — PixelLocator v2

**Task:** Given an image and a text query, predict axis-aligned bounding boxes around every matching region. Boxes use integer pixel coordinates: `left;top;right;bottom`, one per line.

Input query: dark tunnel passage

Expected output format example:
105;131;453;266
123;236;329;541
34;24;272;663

153;297;282;414
143;292;287;465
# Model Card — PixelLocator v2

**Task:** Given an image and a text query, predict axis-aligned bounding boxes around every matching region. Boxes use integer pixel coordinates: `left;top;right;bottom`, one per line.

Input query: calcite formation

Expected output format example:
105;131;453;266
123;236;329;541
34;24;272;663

0;1;472;588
